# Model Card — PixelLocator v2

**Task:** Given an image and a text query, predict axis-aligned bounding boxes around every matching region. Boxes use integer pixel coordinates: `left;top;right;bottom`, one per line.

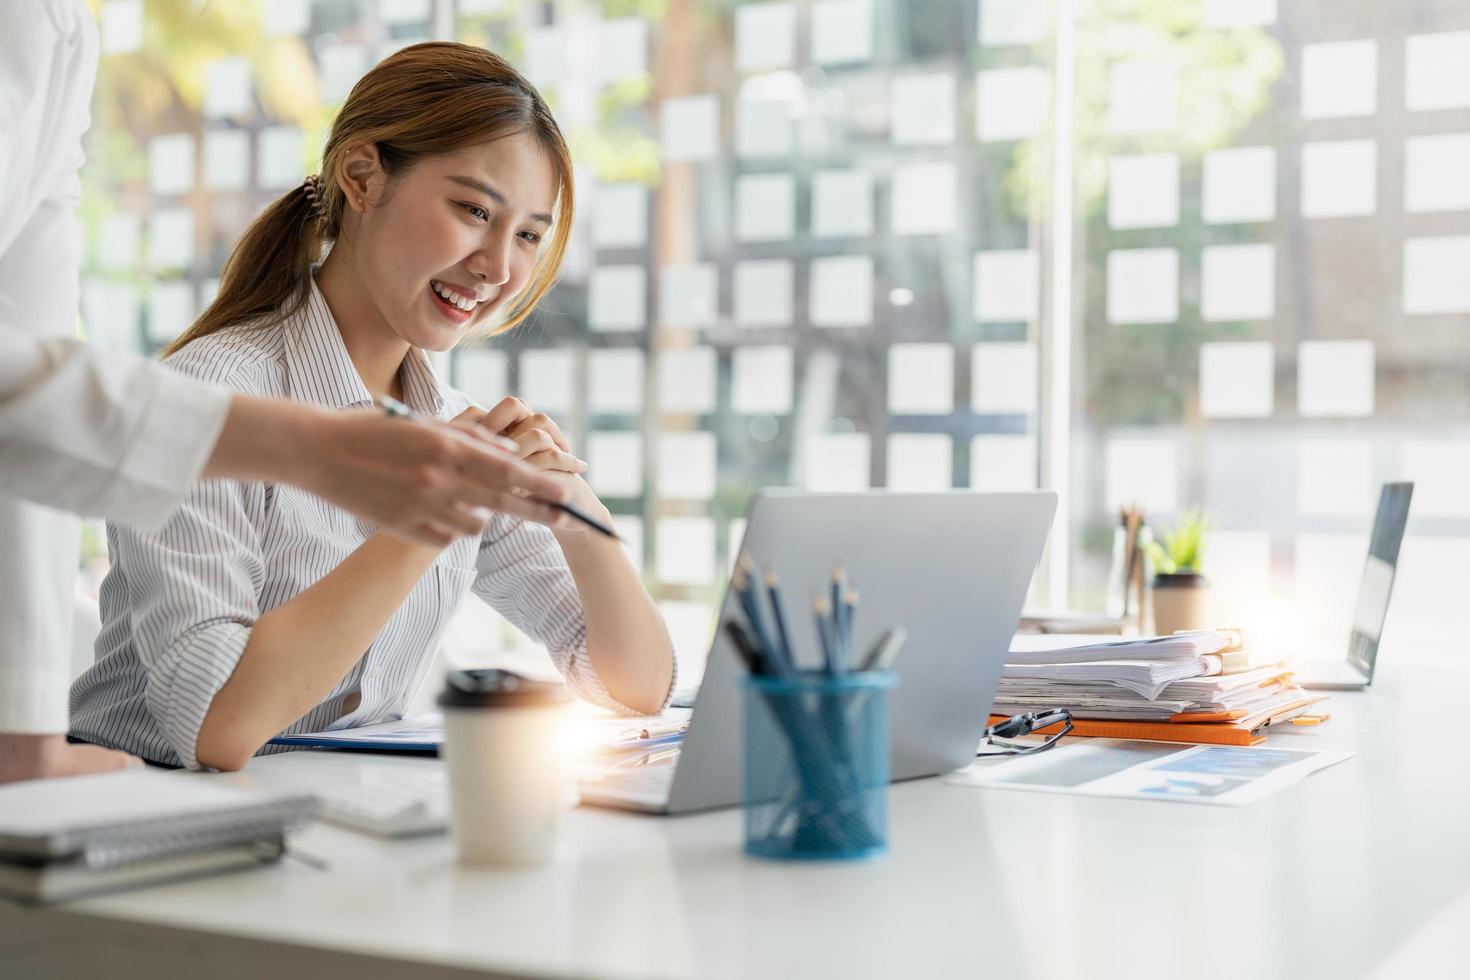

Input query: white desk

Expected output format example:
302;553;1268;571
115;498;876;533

5;652;1470;980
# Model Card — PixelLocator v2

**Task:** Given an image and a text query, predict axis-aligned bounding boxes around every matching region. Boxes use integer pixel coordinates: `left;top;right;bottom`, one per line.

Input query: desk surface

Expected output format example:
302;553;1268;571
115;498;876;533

7;650;1470;980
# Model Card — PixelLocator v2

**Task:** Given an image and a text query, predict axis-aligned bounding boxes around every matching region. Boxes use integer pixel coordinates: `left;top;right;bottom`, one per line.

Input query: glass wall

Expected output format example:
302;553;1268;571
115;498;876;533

81;0;1469;682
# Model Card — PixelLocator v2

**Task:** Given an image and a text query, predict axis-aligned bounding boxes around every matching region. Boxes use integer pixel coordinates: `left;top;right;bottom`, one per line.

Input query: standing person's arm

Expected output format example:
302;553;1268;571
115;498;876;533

0;330;571;540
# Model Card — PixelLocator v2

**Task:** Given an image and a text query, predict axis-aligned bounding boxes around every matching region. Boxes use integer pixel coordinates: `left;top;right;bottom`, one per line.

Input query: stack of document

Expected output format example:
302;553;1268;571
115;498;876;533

994;633;1329;746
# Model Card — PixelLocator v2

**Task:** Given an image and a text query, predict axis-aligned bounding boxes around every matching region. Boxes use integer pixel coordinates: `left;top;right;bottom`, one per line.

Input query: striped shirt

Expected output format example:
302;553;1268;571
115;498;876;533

69;279;669;769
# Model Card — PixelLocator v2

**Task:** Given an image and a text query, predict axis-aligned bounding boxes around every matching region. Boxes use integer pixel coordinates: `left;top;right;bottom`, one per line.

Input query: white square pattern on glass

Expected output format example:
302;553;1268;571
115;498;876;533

1400;441;1470;519
455;349;508;406
735;173;797;242
263;0;310;36
148;209;194;270
735;2;797;73
891;161;957;236
520;348;576;415
733;260;794;328
96;213;141;272
1108;62;1178;134
1301;41;1377;119
1201;244;1275;322
1203;147;1276;224
1296;439;1374;516
592;184;648;249
1301;140;1376;218
658;346;718;414
657;432;717;499
656;517;718;587
661;95;720;162
887;344;954;415
598;18;648;85
1403;236;1470;314
318;43;366;103
100;0;143;55
1105;437;1178;513
970;435;1036;491
1404;134;1470;213
811;170;874;238
976;67;1049;142
1108;153;1179;229
586;348;643;415
972;343;1036;414
146;281;195;345
810;256;874;327
732;345;794;414
736;98;794;159
973;250;1038;322
1199;342;1274;419
257;126;304;190
659;262;719;327
523;26;565;88
1203;0;1276;27
203;130;250;192
886;434;953;492
1107;248;1178;324
891;73;956;146
980;0;1045;46
203;58;252;119
810;0;874;66
82;281;141;353
589;266;646;331
148;134;195;197
803;433;871;491
1297;340;1374;417
586;432;643;498
1405;32;1470;111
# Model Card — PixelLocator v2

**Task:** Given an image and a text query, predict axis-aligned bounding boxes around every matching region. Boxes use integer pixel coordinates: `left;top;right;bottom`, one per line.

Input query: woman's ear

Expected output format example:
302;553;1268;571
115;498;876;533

336;143;384;212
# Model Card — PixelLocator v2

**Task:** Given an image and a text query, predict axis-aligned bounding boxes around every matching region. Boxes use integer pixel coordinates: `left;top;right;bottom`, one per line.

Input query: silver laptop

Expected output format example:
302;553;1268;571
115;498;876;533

1296;482;1413;691
579;490;1057;814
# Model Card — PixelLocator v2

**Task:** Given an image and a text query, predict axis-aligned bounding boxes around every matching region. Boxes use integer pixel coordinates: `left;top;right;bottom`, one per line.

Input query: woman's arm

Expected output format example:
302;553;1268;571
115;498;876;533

477;398;675;715
194;532;440;771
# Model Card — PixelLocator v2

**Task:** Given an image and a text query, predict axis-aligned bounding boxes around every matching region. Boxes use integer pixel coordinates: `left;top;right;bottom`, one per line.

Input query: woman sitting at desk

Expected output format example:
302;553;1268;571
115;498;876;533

70;43;674;771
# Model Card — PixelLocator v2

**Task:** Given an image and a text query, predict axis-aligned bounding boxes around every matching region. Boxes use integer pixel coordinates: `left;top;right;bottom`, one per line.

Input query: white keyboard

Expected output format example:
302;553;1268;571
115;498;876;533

314;781;450;838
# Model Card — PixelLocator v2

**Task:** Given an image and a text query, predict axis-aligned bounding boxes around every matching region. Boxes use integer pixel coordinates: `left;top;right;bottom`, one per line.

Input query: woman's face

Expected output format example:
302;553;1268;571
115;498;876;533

350;135;560;352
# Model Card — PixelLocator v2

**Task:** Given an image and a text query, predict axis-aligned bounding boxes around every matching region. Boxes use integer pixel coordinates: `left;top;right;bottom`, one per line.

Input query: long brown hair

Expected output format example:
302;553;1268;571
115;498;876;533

165;42;574;357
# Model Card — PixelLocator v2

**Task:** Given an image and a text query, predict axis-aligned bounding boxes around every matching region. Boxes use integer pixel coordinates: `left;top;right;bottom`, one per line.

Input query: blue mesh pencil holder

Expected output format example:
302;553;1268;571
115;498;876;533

741;670;897;861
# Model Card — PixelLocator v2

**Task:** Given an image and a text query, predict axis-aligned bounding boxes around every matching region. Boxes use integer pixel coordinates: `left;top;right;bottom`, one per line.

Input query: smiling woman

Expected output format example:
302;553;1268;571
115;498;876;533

69;43;673;772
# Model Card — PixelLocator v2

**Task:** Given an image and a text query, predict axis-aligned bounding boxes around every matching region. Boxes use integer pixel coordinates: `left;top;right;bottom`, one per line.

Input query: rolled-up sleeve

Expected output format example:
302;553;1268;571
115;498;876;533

0;329;231;530
112;477;266;769
470;517;676;716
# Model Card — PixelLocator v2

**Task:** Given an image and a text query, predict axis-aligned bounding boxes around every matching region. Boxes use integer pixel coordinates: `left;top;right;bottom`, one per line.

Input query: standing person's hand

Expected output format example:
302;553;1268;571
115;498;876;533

205;396;575;547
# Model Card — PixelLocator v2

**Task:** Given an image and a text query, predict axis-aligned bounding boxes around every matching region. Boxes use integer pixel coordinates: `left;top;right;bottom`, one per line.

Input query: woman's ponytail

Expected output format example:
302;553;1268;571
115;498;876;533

161;182;325;357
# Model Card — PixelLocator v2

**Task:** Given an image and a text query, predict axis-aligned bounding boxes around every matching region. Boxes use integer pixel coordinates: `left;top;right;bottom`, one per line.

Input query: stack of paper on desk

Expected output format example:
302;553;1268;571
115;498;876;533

994;634;1330;746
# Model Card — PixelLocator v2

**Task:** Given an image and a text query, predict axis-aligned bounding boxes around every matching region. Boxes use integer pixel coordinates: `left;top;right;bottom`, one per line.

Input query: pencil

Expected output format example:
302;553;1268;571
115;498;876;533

764;569;795;673
813;595;837;674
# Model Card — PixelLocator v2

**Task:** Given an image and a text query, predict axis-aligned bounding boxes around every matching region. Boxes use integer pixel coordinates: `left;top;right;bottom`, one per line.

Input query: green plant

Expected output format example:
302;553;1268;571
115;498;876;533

1145;509;1209;575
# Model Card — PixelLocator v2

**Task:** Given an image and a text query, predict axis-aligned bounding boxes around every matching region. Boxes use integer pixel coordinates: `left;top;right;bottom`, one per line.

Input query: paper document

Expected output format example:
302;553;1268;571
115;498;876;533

948;739;1352;806
1007;631;1238;664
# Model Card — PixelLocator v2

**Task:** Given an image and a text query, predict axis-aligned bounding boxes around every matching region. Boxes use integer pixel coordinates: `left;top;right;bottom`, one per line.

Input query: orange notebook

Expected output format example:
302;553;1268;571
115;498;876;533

989;714;1268;746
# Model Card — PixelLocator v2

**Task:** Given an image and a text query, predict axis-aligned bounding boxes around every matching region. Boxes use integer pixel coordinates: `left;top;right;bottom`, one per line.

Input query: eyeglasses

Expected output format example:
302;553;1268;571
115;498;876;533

976;708;1073;757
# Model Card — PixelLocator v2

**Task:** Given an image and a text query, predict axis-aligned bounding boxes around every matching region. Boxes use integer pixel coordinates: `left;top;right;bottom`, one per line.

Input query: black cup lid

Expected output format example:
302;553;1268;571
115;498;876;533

437;669;570;709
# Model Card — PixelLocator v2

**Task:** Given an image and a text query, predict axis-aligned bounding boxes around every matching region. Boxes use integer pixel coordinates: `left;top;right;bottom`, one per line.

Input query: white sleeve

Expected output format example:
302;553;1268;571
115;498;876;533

0;328;232;532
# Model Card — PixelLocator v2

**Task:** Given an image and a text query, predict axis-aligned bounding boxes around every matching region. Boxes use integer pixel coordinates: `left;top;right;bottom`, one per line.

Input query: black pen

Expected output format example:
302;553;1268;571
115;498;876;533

373;394;622;541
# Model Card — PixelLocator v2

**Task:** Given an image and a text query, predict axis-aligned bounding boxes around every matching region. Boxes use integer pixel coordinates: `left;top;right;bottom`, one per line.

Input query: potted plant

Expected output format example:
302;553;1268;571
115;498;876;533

1144;509;1210;635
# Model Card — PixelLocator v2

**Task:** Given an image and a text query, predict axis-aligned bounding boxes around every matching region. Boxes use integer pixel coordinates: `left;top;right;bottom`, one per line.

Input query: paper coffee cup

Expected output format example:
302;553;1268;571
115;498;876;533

438;669;570;866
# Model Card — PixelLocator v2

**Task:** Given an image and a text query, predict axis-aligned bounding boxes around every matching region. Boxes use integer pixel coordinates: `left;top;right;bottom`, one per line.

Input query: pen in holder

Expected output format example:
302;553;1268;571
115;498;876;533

742;670;895;861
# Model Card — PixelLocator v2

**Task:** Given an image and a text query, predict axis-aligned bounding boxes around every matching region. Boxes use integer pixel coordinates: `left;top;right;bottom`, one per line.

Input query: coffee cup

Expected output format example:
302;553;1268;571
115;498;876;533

438;668;570;866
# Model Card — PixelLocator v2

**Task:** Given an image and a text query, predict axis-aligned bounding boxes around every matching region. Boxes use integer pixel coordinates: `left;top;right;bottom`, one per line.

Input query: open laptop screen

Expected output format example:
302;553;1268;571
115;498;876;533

1347;483;1413;679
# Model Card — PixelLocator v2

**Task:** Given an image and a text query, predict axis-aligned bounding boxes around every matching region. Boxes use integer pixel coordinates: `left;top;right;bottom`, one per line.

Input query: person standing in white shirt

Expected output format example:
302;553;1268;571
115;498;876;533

0;2;571;785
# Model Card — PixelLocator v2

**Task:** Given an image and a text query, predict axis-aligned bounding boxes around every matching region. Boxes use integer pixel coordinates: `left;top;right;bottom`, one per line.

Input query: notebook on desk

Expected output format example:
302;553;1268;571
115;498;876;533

0;770;316;904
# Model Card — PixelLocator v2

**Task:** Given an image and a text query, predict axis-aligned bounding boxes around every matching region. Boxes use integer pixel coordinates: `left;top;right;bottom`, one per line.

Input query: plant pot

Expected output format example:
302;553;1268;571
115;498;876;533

1150;571;1210;635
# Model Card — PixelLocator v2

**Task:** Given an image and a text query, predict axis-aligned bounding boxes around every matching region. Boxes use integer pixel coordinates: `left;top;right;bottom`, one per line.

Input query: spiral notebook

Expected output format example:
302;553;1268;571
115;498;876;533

0;769;316;903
